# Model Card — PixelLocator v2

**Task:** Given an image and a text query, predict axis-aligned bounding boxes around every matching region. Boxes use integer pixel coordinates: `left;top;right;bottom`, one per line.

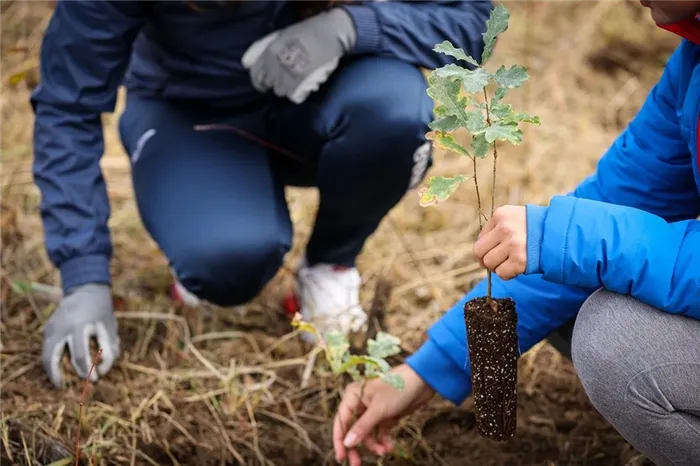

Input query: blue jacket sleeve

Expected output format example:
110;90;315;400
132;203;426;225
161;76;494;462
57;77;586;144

531;196;700;318
341;1;493;68
405;43;700;405
31;1;144;294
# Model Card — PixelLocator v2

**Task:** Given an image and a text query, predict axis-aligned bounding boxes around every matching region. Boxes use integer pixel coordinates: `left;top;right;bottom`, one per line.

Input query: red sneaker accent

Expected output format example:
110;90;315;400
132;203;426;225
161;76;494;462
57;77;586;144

170;283;183;304
282;292;300;319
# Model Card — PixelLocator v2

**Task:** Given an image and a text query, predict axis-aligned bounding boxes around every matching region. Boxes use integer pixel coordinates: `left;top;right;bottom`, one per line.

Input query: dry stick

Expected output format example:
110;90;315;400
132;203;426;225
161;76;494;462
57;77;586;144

482;87;497;304
75;348;102;466
472;156;485;230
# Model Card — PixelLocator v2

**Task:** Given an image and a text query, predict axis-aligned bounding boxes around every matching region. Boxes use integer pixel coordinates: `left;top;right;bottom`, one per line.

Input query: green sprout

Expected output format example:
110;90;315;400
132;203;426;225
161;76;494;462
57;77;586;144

419;3;540;300
291;313;404;390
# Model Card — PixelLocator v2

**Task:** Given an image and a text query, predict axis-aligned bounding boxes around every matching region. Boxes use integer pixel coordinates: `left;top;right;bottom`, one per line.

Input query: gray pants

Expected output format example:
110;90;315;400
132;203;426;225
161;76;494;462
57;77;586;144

547;289;700;465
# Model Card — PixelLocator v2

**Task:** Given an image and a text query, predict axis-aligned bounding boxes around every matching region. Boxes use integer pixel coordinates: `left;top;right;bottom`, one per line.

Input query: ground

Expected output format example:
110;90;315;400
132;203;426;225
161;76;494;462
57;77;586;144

0;1;681;465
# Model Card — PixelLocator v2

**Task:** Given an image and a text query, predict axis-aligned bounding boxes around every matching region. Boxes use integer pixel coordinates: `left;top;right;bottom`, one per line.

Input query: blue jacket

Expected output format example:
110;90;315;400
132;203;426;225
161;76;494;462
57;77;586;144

30;0;493;294
407;25;700;405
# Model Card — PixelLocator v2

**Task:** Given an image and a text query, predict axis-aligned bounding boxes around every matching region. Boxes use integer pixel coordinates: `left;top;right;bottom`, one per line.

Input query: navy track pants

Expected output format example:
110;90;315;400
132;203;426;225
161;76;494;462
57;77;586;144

118;57;434;306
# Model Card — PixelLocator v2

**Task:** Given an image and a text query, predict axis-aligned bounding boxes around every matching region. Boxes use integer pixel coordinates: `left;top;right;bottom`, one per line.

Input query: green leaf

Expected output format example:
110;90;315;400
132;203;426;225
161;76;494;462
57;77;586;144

493;64;529;89
465;110;487;133
347;366;362;382
462;67;492;94
433;40;479;67
365;364;380;379
418;175;468;207
367;332;402;359
508;112;541;125
471;133;490;158
382;372;405;390
484;121;523;144
491;103;541;125
428;115;459;133
426;74;469;124
489;101;513;121
337;355;390;375
433;105;451;118
325;331;350;372
290;318;319;338
482;3;510;64
494;87;508;102
426;131;470;157
431;65;491;94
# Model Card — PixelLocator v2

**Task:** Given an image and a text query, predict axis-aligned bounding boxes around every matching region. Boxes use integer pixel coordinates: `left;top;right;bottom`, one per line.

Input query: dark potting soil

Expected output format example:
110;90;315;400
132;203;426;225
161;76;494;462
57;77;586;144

464;296;519;442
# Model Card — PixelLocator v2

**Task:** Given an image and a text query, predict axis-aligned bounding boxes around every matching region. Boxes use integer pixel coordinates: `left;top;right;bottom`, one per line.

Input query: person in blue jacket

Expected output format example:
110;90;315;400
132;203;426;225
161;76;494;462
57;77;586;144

332;2;700;465
31;0;493;389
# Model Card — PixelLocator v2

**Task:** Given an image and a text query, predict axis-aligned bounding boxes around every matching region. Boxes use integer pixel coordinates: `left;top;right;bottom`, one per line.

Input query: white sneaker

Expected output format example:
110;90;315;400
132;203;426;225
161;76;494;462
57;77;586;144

296;260;368;343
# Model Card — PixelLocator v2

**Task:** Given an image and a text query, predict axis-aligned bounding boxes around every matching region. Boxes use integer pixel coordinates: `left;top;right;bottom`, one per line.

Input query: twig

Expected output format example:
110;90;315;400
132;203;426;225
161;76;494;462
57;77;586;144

354;276;392;352
482;87;495;303
75;348;102;466
472;156;486;228
194;123;307;165
202;398;246;464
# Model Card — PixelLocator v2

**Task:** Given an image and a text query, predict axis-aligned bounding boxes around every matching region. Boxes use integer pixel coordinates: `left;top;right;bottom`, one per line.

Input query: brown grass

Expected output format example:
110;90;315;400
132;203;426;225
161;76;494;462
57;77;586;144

0;1;680;465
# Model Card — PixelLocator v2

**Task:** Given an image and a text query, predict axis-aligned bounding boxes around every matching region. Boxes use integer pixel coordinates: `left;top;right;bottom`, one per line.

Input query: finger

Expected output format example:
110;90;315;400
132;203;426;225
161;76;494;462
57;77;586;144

481;241;510;272
376;419;397;453
473;227;502;263
95;322;118;376
241;31;279;69
251;61;270;93
288;58;339;104
68;323;98;382
343;402;386;450
477;215;498;239
42;336;68;389
361;430;386;457
348;448;362;466
495;259;520;281
333;385;362;462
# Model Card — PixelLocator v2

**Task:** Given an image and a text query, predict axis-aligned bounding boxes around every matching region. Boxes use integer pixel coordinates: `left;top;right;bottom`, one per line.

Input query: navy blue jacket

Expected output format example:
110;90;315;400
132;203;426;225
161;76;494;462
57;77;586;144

31;1;493;293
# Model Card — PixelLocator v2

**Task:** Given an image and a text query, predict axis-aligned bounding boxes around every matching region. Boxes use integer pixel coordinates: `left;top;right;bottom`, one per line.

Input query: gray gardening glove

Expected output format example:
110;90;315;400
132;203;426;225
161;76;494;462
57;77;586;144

241;8;357;104
42;284;120;388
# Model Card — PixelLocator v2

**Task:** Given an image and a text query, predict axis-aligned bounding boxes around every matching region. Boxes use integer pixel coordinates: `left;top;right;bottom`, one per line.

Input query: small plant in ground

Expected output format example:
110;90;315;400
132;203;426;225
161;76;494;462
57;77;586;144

291;313;404;390
292;313;404;461
419;3;540;441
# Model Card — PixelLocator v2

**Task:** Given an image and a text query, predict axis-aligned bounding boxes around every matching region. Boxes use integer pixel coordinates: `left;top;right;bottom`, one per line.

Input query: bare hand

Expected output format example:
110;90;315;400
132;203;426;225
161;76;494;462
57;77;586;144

473;205;528;280
332;364;435;465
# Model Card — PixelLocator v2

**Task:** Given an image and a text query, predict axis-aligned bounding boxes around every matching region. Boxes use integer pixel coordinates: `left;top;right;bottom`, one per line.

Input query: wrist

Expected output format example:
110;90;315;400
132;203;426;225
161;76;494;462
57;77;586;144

59;254;111;295
525;204;547;275
338;5;380;55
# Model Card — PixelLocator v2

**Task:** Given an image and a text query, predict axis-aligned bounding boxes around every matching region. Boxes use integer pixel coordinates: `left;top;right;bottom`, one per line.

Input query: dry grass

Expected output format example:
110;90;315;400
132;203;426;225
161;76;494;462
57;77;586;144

0;1;681;465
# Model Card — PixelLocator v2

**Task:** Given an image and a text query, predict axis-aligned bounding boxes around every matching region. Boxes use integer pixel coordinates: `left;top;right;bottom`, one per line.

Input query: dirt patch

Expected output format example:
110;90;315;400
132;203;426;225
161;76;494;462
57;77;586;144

0;286;651;465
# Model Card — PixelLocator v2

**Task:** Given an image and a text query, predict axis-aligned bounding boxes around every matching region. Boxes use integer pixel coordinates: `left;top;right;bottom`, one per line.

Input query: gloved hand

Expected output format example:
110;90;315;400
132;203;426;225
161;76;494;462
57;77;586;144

42;283;120;388
242;8;357;104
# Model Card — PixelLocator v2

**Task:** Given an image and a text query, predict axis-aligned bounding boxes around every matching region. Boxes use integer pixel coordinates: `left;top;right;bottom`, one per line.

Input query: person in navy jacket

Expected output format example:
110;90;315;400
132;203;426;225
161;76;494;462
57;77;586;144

333;2;700;465
32;0;494;389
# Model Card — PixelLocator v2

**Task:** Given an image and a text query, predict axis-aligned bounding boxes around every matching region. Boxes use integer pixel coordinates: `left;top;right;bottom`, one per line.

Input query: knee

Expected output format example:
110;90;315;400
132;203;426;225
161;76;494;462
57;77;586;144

321;58;434;189
171;233;289;307
326;57;433;143
347;59;432;139
571;290;635;409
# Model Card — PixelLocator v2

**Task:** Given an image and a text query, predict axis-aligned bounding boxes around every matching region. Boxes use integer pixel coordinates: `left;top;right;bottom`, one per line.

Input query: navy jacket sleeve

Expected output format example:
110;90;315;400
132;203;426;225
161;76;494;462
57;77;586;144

31;1;144;294
341;1;493;68
405;43;700;405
